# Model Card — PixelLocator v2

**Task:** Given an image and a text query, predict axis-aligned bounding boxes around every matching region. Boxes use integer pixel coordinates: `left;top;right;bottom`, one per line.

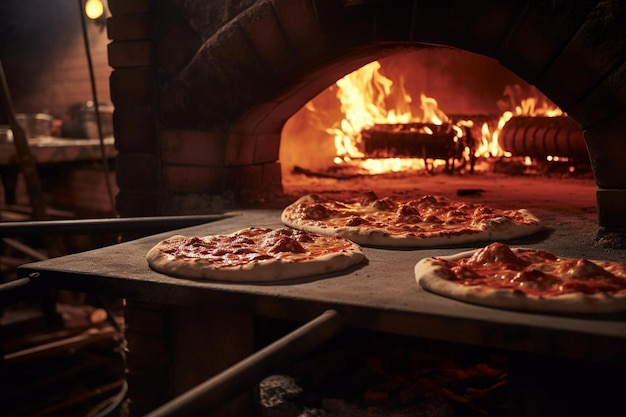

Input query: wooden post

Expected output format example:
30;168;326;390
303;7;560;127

0;60;48;221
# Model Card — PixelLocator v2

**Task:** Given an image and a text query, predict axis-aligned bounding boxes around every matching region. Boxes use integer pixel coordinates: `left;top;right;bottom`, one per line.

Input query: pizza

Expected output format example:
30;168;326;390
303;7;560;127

415;242;626;314
146;226;365;282
281;192;542;248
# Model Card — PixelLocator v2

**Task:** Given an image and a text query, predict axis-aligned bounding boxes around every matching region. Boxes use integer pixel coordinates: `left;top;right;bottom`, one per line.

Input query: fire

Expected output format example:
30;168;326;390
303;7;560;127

472;85;563;158
329;61;458;173
330;61;411;162
472;113;513;159
291;59;564;176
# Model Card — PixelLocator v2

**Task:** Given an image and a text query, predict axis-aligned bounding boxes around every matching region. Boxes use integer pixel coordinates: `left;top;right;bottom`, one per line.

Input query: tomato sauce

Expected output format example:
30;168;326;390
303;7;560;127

440;242;626;297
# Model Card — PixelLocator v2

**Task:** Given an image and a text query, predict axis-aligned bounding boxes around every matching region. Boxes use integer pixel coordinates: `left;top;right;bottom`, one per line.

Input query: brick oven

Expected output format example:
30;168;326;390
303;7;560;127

107;0;626;232
13;1;622;416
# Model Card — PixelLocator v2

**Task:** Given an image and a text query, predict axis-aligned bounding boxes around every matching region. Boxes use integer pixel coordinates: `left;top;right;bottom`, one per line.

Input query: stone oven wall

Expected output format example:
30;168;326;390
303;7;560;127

106;0;626;230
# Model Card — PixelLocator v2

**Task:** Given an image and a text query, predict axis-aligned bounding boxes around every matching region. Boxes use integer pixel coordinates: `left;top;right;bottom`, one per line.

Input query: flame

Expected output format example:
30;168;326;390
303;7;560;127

296;60;564;175
500;84;563;117
330;61;413;162
329;61;458;173
472;85;563;159
472;112;513;158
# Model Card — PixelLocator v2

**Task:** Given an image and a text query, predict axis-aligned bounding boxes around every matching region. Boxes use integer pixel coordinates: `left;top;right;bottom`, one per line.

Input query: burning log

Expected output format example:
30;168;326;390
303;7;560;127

360;123;470;172
500;116;589;162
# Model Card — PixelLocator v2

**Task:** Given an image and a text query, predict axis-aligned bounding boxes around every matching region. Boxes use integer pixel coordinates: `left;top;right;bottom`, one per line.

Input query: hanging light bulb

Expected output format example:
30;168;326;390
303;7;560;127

85;0;104;20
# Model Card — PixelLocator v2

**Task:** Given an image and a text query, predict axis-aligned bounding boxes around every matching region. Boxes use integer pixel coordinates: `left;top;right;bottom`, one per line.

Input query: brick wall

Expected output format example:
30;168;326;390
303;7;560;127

0;0;116;216
0;0;111;125
107;0;626;229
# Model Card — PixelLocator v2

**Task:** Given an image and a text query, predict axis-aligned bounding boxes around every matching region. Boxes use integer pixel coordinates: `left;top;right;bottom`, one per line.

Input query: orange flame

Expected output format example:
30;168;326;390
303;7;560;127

329;61;459;173
297;60;564;175
330;61;412;162
472;85;563;158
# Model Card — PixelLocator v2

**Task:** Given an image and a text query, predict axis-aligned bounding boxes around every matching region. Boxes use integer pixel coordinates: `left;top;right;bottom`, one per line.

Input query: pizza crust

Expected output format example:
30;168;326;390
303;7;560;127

284;214;542;248
146;231;365;283
415;248;626;315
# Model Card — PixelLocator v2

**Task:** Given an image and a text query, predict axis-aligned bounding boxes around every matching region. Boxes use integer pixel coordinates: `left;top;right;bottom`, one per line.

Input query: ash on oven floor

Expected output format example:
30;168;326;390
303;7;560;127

258;329;508;417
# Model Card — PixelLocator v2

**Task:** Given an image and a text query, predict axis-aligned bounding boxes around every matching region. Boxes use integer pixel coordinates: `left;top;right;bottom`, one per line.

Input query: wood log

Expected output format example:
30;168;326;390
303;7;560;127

361;123;462;160
499;116;588;161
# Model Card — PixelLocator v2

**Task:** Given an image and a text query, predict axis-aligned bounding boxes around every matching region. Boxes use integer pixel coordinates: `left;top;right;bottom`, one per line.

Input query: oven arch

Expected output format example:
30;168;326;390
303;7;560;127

112;0;626;229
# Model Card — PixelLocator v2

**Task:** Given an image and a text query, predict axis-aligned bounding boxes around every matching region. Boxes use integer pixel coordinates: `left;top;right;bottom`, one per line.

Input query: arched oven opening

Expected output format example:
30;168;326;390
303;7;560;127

279;47;591;197
220;38;610;248
110;0;626;243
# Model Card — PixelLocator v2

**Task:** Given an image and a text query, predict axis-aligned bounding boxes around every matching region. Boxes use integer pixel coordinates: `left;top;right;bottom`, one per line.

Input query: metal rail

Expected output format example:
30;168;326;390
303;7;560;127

0;276;40;305
0;214;232;237
145;309;343;417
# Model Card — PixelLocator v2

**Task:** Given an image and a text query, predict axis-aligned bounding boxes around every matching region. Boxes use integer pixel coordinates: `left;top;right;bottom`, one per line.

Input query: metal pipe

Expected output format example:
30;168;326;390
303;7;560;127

77;0;116;215
0;276;39;305
0;214;232;237
145;309;343;417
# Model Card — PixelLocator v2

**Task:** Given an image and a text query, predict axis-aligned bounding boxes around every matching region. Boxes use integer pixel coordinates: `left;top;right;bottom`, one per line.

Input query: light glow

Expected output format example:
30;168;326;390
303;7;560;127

85;0;104;20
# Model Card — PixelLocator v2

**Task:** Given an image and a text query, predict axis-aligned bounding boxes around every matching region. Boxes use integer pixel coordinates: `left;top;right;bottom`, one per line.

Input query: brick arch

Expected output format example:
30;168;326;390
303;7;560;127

216;0;618;130
219;1;625;201
163;1;623;135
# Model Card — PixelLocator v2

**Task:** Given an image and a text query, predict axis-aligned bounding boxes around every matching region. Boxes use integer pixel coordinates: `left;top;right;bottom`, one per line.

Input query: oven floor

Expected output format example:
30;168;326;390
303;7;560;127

277;171;626;250
277;171;613;251
277;171;597;217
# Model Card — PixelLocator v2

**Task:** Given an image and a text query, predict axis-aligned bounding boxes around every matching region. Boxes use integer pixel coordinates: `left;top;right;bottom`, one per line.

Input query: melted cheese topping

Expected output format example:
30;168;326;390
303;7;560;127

158;227;359;268
284;192;539;238
437;242;626;297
